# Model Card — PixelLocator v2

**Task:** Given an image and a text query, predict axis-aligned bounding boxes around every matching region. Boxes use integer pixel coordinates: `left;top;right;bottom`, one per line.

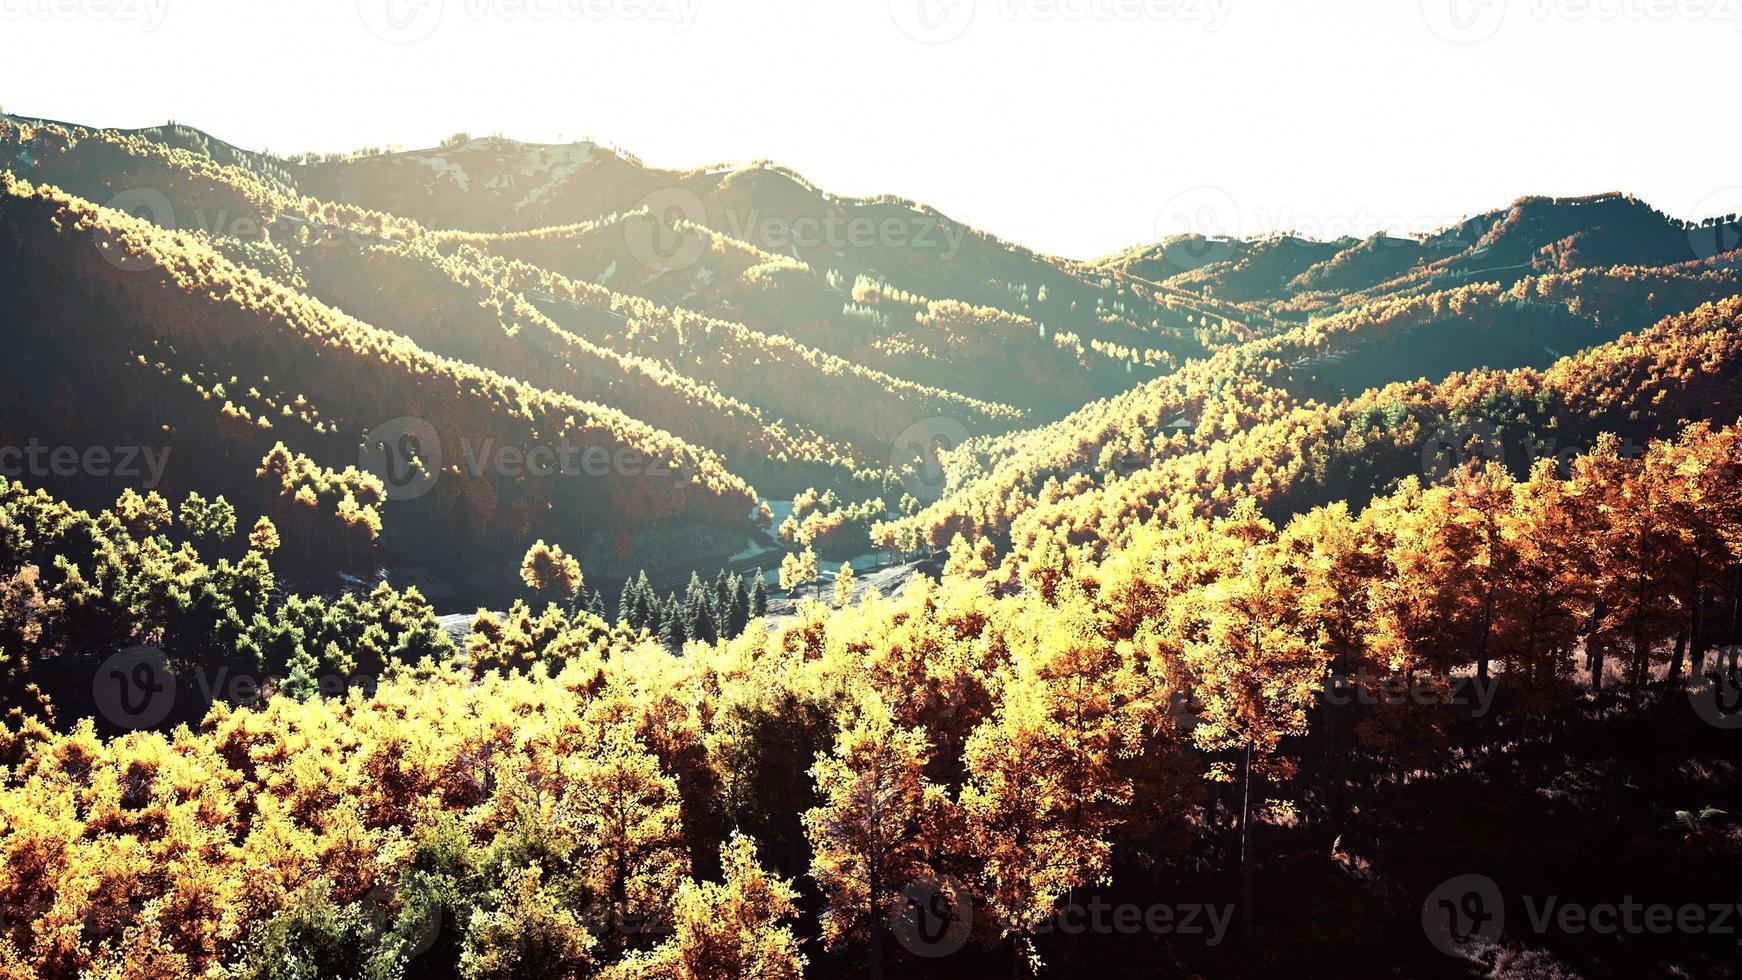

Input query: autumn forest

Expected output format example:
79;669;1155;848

0;108;1740;980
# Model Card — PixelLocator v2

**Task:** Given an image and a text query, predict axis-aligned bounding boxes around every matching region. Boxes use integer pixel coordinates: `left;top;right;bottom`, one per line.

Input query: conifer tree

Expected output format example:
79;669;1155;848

713;569;733;621
563;727;689;946
633;571;655;630
619;578;637;629
727;575;751;637
688;598;718;647
749;574;769;618
460;866;597;979
660;596;687;650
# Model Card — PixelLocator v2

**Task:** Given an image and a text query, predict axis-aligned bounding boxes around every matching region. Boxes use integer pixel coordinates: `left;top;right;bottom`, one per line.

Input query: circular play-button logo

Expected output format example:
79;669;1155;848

99;188;176;272
1153;185;1241;272
625;187;709;273
1421;0;1506;44
360;417;442;501
890;876;972;958
358;0;444;43
890;0;975;43
1421;419;1505;484
93;645;176;730
1689;652;1742;730
891;416;970;504
1422;873;1504;959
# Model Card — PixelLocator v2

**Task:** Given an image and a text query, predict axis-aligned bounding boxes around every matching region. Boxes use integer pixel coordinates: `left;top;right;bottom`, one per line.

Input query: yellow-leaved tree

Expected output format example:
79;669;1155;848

959;674;1093;974
833;562;855;608
779;547;818;599
563;727;690;947
1179;503;1328;940
804;692;951;980
248;514;280;554
611;833;806;980
521;539;583;601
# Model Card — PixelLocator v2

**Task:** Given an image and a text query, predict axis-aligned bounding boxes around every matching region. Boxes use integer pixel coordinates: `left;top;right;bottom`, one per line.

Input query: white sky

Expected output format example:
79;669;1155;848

2;0;1739;259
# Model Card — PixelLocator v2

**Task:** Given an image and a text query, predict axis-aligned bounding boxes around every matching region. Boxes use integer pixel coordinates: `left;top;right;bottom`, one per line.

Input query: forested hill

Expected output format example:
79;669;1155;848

2;113;1742;980
5;116;1739;606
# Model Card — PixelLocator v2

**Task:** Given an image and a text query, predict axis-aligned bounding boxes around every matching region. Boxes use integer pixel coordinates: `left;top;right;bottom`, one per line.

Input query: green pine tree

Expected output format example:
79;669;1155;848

726;574;751;638
660;597;687;650
283;643;323;700
688;599;718;647
749;574;768;619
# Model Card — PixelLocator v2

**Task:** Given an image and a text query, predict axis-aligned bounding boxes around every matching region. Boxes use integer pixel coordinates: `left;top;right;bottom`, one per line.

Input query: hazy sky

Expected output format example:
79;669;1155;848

3;0;1739;259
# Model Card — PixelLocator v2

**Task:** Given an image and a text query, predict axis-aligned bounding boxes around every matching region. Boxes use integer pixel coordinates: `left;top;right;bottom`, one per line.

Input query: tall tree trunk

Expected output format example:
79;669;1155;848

1239;741;1255;943
1687;582;1707;682
1326;665;1345;819
1631;529;1650;690
869;767;884;980
1477;587;1496;683
1679;551;1706;684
